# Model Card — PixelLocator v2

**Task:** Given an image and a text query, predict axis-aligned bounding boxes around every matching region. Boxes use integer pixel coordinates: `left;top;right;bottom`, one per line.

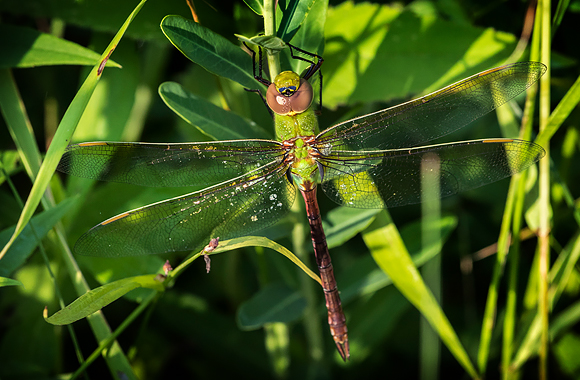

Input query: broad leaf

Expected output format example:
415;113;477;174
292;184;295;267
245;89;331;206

45;274;164;325
159;81;270;140
161;16;257;89
0;24;120;69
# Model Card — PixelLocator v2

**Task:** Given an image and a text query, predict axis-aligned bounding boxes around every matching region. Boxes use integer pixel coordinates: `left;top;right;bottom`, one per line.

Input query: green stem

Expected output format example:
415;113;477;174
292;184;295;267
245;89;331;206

70;292;159;380
263;0;281;79
420;155;442;380
538;0;551;376
478;175;517;374
291;200;325;362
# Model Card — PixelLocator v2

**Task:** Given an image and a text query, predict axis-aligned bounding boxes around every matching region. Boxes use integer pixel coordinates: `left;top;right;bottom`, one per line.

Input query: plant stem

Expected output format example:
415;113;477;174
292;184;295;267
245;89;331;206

538;0;551;378
263;0;281;79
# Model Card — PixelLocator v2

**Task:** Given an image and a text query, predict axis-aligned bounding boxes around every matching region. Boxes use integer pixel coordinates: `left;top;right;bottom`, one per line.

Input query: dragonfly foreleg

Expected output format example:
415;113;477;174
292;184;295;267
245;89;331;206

287;43;324;113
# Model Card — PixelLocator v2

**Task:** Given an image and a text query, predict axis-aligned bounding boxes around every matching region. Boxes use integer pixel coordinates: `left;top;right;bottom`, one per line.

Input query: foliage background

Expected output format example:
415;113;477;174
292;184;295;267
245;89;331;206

1;0;579;379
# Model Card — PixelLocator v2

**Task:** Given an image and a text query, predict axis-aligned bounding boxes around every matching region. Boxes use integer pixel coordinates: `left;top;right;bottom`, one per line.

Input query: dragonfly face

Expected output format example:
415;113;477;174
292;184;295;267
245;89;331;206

267;71;314;117
58;43;546;361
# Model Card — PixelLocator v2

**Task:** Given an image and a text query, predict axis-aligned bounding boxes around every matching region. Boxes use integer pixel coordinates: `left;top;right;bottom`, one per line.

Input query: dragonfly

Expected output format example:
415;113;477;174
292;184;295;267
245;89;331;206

57;43;546;361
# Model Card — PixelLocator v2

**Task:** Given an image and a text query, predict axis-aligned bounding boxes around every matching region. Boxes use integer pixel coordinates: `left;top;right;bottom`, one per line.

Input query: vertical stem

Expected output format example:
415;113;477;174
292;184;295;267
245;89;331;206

420;154;442;380
291;200;325;362
262;0;281;79
503;9;543;377
478;177;517;374
538;0;551;376
537;0;551;379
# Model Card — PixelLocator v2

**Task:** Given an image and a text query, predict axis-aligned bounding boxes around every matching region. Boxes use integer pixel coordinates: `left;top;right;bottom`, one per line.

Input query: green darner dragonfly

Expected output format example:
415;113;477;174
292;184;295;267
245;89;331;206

57;44;546;361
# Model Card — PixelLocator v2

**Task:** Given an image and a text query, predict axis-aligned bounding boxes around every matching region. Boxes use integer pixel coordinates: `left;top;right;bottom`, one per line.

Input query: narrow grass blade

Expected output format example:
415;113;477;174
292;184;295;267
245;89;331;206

420;154;442;380
0;0;147;260
0;197;77;277
363;211;479;379
535;73;580;148
0;277;23;287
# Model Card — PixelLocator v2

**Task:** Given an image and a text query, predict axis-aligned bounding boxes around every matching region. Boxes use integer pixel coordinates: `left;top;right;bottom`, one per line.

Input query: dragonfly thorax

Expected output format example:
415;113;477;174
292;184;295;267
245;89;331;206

282;136;321;190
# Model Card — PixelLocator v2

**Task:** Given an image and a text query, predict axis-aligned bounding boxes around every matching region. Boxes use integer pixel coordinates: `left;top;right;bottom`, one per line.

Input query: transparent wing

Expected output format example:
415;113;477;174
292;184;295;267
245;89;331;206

75;160;296;257
57;140;284;187
320;139;544;208
316;62;546;150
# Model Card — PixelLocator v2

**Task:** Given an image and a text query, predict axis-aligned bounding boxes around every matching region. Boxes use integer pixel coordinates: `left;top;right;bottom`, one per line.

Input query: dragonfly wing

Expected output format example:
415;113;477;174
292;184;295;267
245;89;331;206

317;62;546;150
57;140;283;187
74;160;296;257
320;139;544;208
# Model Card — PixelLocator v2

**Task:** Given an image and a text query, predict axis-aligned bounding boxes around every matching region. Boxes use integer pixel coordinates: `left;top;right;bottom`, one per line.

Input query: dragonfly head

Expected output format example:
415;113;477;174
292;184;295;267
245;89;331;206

273;71;301;96
267;71;313;116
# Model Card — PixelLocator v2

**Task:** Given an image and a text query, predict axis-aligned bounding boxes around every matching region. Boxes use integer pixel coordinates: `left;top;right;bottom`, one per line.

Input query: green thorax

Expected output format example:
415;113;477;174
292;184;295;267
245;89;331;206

267;71;320;189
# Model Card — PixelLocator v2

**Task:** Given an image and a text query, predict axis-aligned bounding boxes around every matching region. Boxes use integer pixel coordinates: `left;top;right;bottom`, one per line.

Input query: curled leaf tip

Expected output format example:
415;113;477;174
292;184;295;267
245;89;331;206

98;46;116;76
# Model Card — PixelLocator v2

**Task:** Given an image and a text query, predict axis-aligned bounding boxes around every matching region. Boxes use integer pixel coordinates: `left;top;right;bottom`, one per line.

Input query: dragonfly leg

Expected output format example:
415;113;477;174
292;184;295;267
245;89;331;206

244;88;273;118
287;43;324;113
243;42;274;117
243;41;271;86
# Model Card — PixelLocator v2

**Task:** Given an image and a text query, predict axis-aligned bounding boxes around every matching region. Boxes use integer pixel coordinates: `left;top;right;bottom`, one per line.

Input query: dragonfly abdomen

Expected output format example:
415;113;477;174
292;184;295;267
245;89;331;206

300;186;350;361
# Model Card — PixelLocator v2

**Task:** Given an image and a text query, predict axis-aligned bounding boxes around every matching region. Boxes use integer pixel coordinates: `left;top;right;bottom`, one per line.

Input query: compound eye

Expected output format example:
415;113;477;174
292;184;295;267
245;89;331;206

288;79;313;114
266;79;313;116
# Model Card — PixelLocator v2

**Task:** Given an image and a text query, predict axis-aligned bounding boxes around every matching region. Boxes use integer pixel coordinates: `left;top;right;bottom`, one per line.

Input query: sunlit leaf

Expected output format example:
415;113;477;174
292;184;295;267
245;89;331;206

159;81;270;140
45;274;164;325
161;15;257;88
0;24;120;69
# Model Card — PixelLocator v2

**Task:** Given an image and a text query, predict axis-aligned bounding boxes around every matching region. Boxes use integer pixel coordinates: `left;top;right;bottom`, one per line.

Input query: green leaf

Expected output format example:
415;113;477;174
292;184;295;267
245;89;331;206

0;151;21;186
0;0;194;41
243;0;264;15
236;34;287;52
553;333;580;376
323;2;517;108
277;0;317;43
339;215;456;303
237;282;307;330
45;274;164;325
0;197;78;277
0;24;121;69
161;15;257;89
324;207;380;248
286;0;327;75
82;254;167;303
362;210;478;378
159;81;270;140
0;276;23;287
208;236;321;285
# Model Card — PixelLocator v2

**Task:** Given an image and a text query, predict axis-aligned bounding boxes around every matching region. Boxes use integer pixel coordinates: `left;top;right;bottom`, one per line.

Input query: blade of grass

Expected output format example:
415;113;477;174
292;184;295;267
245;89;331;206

538;0;552;378
363;210;479;379
502;33;543;375
0;0;147;260
535;72;580;148
420;154;442;380
477;170;518;374
511;234;580;369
